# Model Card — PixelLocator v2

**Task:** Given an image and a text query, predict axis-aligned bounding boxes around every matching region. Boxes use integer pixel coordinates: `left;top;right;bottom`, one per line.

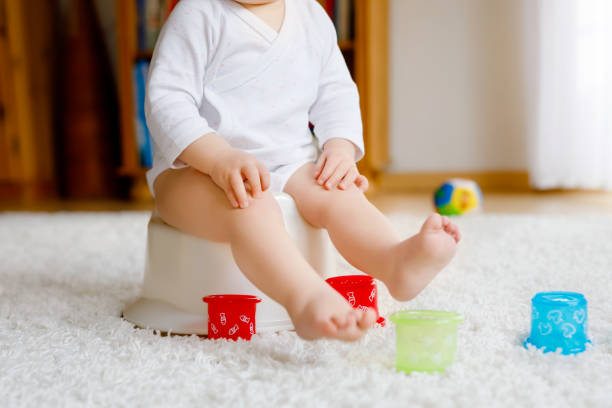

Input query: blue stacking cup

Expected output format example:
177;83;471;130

524;291;591;355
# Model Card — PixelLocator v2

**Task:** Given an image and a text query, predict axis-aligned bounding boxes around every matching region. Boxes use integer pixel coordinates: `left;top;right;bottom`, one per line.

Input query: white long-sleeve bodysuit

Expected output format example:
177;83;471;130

145;0;364;193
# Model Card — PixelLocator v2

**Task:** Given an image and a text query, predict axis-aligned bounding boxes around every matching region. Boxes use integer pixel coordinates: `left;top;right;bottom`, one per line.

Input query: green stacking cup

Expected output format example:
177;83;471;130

390;310;464;374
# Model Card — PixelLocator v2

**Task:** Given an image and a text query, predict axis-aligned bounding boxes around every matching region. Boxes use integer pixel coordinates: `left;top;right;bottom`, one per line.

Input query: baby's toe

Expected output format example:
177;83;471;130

421;213;443;232
443;220;458;235
358;309;377;330
332;310;368;341
442;219;453;231
346;311;358;326
338;323;366;341
315;318;338;337
446;223;461;242
331;314;350;329
454;229;462;242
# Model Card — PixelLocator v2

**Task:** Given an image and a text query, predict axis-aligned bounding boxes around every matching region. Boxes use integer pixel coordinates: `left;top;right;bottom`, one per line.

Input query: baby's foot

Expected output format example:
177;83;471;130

384;213;460;301
287;284;377;341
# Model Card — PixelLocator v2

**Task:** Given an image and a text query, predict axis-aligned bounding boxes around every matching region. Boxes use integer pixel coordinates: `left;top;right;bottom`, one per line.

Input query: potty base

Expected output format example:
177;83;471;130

123;297;293;336
123;193;335;336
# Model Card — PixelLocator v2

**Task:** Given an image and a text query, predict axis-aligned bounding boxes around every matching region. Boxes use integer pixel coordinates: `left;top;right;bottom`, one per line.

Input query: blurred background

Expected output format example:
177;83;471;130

0;0;610;213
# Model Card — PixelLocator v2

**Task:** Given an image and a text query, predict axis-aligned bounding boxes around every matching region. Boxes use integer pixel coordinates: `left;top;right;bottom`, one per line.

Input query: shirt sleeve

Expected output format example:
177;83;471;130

308;10;364;161
145;1;216;169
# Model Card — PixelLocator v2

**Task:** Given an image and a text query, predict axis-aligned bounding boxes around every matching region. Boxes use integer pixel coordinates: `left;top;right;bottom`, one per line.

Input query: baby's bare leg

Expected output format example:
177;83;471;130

284;163;461;301
154;167;376;340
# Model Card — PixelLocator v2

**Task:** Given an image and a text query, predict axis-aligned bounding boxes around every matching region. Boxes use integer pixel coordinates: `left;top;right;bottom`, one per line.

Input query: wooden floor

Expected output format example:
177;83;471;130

0;191;611;215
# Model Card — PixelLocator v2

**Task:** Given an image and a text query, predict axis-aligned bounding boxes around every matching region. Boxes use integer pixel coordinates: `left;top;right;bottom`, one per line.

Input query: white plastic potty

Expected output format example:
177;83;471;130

123;193;336;335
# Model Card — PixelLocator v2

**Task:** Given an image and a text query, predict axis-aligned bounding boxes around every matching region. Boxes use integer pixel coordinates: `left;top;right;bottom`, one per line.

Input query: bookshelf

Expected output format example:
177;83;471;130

116;0;388;199
0;0;56;200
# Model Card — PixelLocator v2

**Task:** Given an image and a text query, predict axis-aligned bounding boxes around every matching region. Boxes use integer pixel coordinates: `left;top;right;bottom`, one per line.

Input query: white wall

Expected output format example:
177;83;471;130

389;0;527;172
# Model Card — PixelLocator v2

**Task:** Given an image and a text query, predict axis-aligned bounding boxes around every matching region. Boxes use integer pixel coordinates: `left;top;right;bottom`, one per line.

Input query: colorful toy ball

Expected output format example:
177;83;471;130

524;291;591;355
434;178;483;215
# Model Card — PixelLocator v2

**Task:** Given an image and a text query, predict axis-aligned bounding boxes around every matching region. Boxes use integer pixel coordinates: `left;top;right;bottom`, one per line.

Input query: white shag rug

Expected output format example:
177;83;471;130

1;211;612;408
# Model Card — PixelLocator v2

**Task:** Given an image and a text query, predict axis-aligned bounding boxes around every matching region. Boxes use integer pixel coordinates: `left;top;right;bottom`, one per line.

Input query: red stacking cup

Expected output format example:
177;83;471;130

202;295;262;340
325;275;385;326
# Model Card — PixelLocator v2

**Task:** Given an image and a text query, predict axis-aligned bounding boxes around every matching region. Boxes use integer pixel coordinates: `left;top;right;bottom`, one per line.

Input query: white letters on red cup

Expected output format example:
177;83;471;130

347;291;356;306
369;288;376;303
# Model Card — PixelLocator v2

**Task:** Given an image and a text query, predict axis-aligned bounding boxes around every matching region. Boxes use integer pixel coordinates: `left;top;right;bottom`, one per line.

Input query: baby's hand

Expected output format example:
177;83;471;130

314;138;368;192
210;148;270;209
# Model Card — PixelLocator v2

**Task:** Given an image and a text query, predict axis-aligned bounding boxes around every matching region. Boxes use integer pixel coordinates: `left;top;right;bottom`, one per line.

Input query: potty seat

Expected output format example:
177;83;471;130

123;193;336;335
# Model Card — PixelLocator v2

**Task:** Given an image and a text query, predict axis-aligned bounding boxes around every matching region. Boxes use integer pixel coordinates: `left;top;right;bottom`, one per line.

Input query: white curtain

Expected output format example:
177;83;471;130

525;0;612;190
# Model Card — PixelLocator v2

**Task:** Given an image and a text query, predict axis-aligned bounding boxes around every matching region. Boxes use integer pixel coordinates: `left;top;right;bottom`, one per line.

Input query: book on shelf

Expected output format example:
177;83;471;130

137;0;180;51
132;60;153;167
317;0;354;42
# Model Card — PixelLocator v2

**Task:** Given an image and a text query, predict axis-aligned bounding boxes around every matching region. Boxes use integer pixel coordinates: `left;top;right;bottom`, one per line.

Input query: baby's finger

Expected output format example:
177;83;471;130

314;153;327;178
317;156;340;185
339;167;358;190
325;161;351;189
230;171;249;208
355;175;369;192
243;164;262;198
257;162;271;191
223;187;239;208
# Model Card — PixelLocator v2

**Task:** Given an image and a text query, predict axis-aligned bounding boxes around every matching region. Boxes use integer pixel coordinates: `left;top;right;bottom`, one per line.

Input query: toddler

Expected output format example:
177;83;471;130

146;0;461;341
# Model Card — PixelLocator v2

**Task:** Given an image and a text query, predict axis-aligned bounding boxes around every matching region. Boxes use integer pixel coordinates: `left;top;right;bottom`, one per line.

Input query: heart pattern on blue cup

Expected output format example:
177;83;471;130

538;322;552;336
561;323;576;339
547;310;563;324
573;309;586;324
